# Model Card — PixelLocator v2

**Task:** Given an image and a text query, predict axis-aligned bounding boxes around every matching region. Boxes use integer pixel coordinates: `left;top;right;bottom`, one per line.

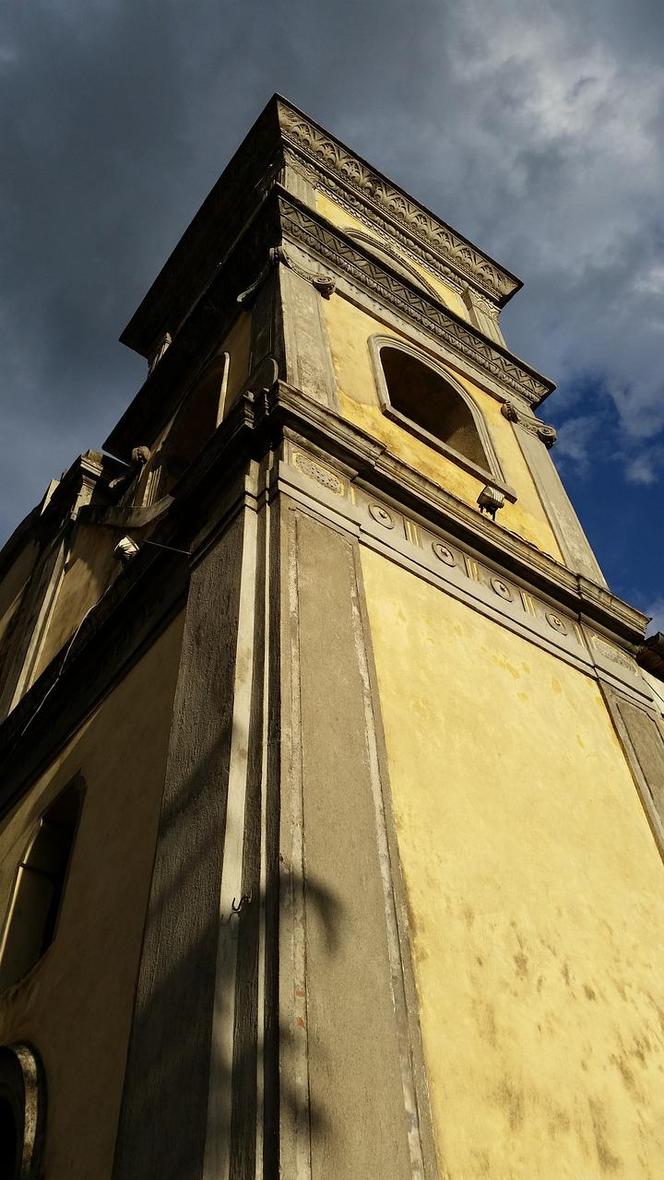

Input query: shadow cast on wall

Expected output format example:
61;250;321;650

112;718;344;1180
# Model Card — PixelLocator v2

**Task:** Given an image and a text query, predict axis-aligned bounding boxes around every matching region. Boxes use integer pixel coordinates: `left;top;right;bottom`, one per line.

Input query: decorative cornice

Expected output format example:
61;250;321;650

262;382;646;644
278;197;553;407
278;102;521;307
501;399;557;447
284;149;468;299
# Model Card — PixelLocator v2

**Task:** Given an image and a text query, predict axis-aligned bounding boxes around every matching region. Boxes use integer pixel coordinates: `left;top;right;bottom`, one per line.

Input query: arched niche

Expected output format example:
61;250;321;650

0;780;83;991
137;351;230;505
370;336;509;491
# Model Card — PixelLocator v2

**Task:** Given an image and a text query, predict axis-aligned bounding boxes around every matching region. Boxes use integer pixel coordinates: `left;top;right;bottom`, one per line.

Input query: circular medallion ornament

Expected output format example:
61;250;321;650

546;611;568;635
432;542;456;567
368;503;395;529
490;577;513;602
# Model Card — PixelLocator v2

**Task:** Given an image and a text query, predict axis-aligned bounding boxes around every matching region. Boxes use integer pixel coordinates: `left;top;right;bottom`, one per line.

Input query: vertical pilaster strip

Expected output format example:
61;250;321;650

277;264;338;410
261;472;284;1180
278;504;312;1180
203;504;259;1179
280;506;416;1178
113;509;247;1180
601;683;664;859
509;411;606;585
253;460;276;1180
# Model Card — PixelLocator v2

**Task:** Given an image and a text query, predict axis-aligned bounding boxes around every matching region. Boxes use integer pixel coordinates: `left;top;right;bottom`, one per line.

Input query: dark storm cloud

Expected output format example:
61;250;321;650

1;0;663;605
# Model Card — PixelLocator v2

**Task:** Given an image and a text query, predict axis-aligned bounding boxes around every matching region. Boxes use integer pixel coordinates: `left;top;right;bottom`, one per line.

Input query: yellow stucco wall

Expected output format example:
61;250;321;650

33;526;117;681
362;548;664;1179
0;611;184;1179
323;294;562;558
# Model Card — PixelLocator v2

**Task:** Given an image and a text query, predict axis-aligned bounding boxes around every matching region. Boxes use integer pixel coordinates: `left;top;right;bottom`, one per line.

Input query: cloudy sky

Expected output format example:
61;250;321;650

1;0;662;626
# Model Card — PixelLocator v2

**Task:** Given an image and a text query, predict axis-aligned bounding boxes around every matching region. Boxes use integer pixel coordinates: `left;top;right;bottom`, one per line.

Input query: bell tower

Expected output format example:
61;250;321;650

0;96;663;1179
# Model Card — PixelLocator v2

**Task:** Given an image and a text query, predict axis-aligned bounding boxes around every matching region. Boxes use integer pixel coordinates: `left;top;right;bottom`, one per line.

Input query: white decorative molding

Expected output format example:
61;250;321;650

280;201;553;408
278;104;519;306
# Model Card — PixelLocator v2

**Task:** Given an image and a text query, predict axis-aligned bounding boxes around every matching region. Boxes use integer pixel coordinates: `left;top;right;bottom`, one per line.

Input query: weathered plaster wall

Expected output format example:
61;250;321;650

0;611;185;1179
33;525;117;680
361;547;664;1179
323;293;562;559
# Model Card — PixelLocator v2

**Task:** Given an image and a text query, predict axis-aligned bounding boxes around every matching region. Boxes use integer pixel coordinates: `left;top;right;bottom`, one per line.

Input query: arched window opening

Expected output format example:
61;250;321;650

0;783;82;991
377;344;497;479
138;352;230;506
159;351;229;492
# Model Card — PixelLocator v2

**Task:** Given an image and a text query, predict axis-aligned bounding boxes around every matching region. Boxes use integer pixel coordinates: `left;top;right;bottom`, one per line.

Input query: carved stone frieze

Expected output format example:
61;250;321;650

289;452;587;654
282;149;468;299
284;446;650;682
278;104;519;306
590;633;638;672
279;201;553;407
501;400;557;448
546;611;568;635
353;485;584;647
292;450;345;495
470;290;501;321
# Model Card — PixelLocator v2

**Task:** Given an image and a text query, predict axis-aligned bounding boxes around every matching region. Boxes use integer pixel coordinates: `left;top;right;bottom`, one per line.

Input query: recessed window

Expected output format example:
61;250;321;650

373;339;512;496
380;345;490;469
138;351;230;506
162;351;229;483
0;783;82;990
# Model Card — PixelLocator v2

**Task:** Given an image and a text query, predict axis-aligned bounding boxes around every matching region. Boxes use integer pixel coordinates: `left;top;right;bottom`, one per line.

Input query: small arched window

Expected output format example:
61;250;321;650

0;782;82;990
373;339;507;489
161;354;228;481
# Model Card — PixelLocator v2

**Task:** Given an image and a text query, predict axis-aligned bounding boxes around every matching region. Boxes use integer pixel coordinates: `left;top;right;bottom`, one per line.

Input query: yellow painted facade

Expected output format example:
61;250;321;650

361;547;664;1179
33;524;117;680
322;292;563;558
0;611;184;1179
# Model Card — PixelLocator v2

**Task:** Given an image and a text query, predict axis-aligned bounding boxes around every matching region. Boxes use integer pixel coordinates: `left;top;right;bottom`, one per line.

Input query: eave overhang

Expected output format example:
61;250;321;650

119;94;522;363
